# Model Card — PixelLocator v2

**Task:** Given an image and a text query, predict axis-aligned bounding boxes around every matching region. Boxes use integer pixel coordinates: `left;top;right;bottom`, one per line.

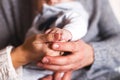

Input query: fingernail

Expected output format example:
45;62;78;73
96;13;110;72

53;44;59;49
42;57;49;63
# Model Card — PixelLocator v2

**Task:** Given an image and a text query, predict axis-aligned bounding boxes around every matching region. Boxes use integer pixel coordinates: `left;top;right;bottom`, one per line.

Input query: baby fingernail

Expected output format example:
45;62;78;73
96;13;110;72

42;57;49;63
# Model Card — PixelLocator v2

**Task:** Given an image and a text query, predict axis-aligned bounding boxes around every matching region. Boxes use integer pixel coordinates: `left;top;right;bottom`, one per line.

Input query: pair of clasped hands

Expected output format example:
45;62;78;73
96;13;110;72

11;28;94;80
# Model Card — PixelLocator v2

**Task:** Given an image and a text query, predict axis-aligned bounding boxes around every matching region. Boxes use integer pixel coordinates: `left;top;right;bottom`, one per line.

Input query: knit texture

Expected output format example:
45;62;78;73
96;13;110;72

0;0;120;80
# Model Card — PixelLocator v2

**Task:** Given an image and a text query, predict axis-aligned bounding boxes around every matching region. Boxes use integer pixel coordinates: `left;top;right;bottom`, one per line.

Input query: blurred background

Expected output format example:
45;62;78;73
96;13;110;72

109;0;120;23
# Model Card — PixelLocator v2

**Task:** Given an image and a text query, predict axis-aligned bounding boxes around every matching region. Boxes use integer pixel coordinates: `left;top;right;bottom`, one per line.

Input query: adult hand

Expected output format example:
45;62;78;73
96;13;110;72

11;33;59;68
37;40;94;80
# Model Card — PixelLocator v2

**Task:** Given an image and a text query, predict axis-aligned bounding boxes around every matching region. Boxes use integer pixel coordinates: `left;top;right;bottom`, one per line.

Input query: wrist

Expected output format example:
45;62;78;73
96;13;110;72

10;45;30;69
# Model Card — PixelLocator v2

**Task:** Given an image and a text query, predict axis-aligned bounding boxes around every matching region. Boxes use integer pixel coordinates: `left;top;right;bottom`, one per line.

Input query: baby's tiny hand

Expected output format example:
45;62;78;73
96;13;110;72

45;28;72;42
60;29;72;41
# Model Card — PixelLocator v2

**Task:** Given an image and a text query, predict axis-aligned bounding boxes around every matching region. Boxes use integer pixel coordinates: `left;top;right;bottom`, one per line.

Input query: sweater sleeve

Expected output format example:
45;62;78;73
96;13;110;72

86;0;120;79
63;10;89;41
0;46;22;80
49;2;89;41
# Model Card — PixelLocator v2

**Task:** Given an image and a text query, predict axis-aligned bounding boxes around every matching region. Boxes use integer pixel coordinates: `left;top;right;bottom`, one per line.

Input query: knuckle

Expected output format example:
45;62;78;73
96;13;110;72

64;65;74;71
69;67;74;71
58;67;67;72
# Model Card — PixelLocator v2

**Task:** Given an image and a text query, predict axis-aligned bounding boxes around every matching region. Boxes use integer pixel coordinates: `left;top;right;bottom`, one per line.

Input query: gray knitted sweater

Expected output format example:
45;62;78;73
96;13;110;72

0;0;120;80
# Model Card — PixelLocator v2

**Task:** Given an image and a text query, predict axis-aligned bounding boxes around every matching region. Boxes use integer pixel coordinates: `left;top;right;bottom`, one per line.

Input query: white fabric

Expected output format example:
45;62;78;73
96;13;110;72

51;1;89;40
27;1;89;41
109;0;120;23
24;1;89;80
45;1;89;40
0;46;22;80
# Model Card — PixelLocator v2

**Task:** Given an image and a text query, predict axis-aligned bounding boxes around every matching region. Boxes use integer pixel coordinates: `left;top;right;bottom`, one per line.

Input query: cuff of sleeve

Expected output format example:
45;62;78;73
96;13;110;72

7;46;23;80
63;22;87;41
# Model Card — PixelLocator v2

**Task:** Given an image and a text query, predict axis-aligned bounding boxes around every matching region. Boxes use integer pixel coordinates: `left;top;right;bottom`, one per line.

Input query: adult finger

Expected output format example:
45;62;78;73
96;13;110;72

39;75;53;80
45;29;52;34
53;71;72;80
41;53;83;65
37;61;81;72
53;72;63;80
39;34;55;42
52;40;82;52
62;71;72;80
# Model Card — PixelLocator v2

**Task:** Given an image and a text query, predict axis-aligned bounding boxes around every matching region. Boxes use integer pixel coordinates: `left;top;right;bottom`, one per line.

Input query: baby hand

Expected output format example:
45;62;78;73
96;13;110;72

45;27;72;42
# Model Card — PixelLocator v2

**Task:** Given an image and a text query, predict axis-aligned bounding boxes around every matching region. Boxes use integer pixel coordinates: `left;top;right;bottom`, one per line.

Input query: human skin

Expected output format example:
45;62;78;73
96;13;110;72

38;0;73;6
36;0;73;13
38;40;94;80
10;0;93;79
44;27;72;80
11;33;60;69
45;28;72;42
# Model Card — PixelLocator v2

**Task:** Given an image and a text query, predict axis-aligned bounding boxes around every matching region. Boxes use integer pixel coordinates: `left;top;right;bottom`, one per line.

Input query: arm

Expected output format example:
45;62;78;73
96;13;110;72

0;46;22;80
88;0;120;79
0;33;58;80
63;12;88;41
0;34;46;80
39;0;120;80
55;10;89;41
64;11;89;41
